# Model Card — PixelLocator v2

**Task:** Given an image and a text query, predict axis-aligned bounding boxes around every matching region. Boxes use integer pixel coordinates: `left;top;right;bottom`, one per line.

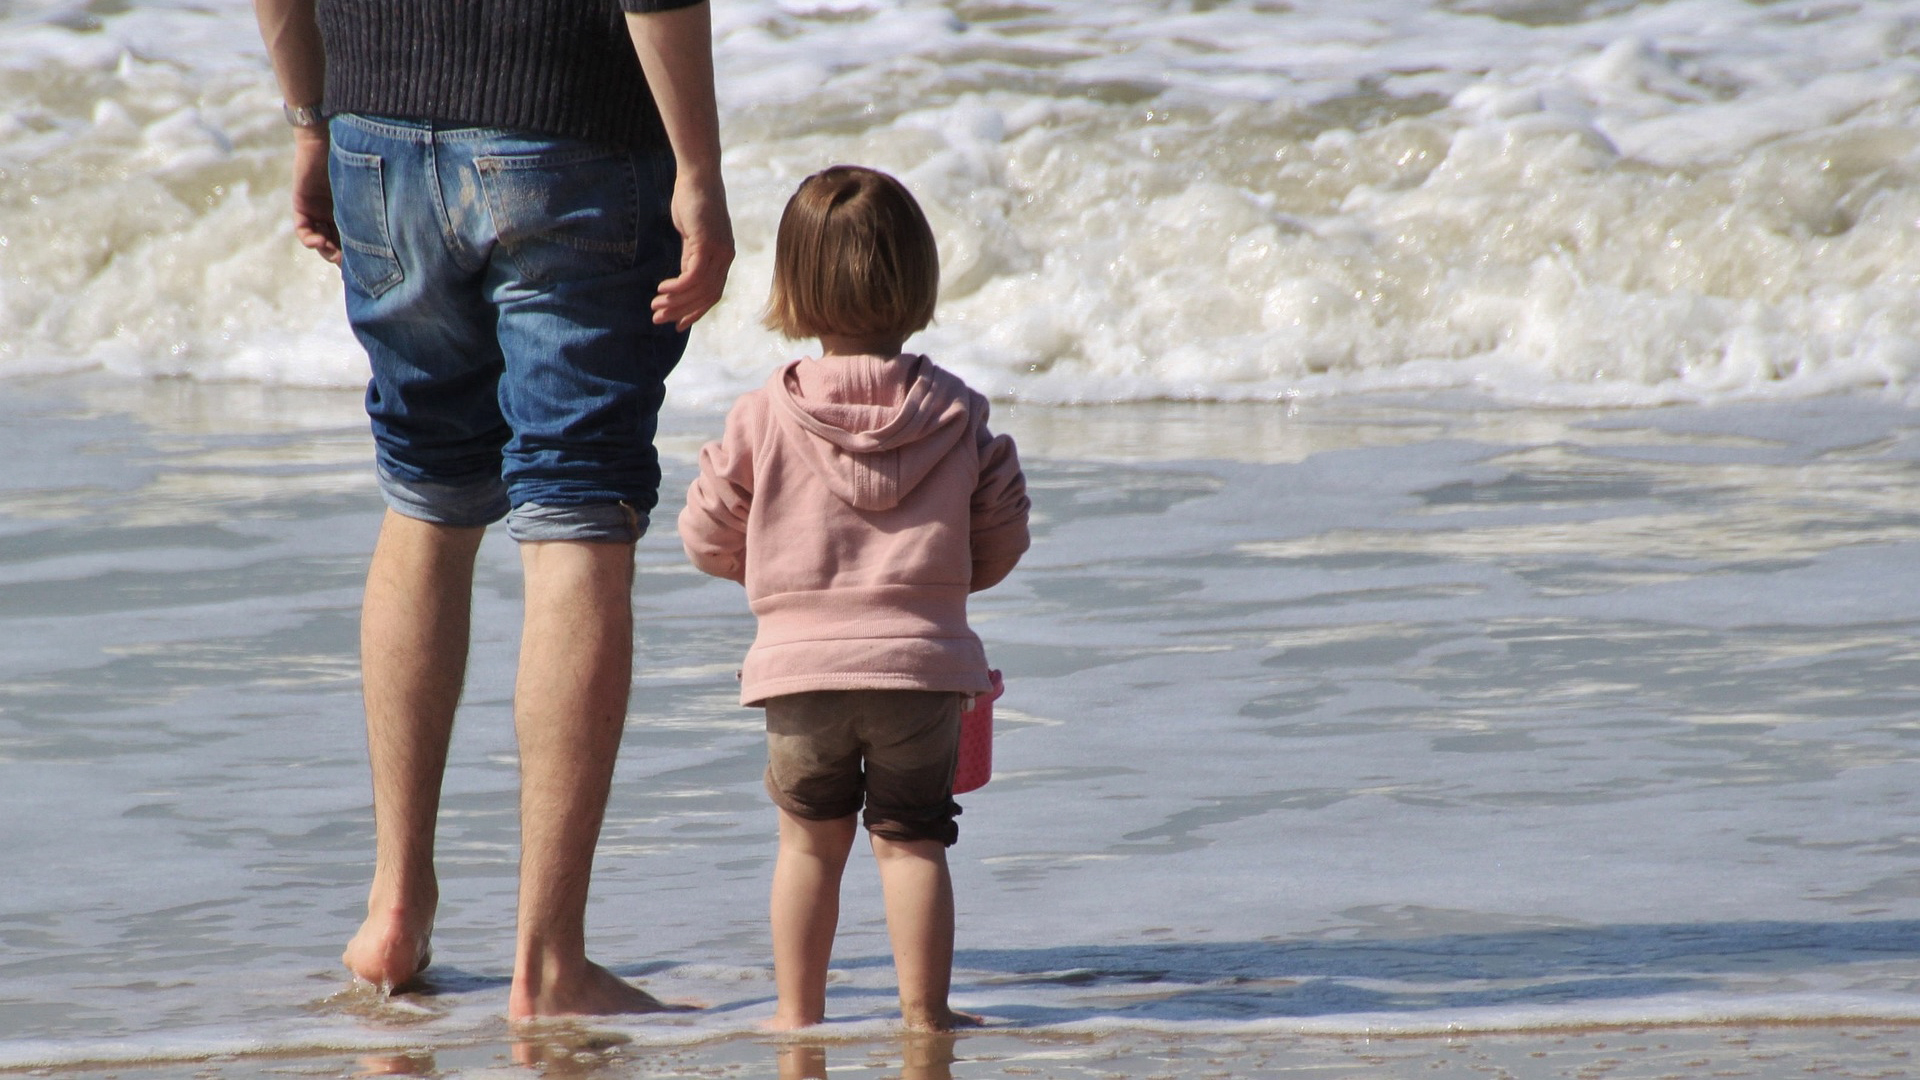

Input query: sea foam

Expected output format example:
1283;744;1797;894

4;0;1920;405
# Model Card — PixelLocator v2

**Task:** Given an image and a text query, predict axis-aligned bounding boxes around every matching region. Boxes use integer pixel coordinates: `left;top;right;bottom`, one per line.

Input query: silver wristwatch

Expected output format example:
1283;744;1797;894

282;103;325;129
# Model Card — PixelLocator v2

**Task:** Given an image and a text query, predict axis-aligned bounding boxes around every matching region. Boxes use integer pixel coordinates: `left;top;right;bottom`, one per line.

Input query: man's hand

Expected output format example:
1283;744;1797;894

291;126;341;263
254;0;335;262
628;2;732;331
653;170;732;330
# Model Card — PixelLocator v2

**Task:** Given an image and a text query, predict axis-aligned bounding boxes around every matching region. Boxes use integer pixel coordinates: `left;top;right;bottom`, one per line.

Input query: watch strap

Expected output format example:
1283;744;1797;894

282;103;326;129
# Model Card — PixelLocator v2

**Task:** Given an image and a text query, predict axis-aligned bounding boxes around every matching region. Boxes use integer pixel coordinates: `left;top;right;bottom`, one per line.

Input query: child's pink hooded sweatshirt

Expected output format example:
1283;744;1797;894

679;354;1030;706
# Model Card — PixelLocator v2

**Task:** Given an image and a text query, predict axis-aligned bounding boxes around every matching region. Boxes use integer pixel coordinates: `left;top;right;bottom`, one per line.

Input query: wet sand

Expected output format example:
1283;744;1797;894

17;1021;1920;1079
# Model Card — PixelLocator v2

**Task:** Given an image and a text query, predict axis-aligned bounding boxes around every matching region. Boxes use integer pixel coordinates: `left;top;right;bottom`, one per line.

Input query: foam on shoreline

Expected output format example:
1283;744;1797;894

3;1;1919;405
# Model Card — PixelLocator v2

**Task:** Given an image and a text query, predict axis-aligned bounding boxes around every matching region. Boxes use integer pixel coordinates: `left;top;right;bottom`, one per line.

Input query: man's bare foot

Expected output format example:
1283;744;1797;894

510;1030;633;1068
901;1007;984;1033
342;906;434;991
508;959;686;1020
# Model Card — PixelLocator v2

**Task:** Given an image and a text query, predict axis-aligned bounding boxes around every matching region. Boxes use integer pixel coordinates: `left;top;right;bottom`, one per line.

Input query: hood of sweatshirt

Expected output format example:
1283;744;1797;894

768;354;972;512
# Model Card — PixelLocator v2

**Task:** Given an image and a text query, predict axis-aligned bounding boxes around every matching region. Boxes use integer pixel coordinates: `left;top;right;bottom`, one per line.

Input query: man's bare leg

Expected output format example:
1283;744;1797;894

344;511;484;988
507;538;669;1019
766;810;858;1029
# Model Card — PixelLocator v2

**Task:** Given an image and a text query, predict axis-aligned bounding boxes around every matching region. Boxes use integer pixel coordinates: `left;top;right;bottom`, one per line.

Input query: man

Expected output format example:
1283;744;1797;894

252;0;733;1018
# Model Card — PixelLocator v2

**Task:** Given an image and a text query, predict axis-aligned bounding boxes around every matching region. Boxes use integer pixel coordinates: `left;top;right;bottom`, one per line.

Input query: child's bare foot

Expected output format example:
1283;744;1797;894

509;959;688;1020
761;1009;825;1031
776;1043;829;1080
342;906;434;991
902;1006;983;1032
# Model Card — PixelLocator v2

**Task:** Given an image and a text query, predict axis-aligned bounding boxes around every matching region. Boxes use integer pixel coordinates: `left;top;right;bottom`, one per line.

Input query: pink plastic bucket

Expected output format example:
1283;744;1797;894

953;669;1002;795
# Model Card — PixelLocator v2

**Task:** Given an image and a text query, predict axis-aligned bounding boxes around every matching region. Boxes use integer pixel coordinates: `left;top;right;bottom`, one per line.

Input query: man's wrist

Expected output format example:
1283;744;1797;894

673;156;725;189
282;102;326;129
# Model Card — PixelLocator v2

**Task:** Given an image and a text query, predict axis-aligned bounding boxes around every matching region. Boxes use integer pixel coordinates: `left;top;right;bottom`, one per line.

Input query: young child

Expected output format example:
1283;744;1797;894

678;165;1030;1031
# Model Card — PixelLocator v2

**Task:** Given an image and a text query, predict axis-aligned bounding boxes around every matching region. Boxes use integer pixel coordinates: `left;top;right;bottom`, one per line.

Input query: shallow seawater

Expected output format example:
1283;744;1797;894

2;377;1917;1077
7;0;1920;1073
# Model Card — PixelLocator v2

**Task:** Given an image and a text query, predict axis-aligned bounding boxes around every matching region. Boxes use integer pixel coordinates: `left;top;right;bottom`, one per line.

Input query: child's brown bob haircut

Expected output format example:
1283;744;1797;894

763;166;939;342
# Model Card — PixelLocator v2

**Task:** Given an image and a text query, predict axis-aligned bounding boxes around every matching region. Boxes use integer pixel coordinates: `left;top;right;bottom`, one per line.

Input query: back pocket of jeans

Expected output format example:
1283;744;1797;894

329;146;404;298
475;147;640;288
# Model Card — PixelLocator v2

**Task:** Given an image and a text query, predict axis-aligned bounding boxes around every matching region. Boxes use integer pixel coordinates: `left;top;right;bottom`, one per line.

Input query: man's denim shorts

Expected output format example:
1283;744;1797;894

327;113;688;543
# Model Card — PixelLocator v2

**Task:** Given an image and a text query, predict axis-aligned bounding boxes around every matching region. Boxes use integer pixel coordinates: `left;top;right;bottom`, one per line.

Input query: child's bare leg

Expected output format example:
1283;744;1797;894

768;809;858;1029
871;833;977;1032
901;1031;960;1080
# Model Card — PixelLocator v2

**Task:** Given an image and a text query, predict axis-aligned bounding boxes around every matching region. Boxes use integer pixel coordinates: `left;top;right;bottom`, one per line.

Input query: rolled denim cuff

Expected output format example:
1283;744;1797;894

377;466;510;528
506;501;645;544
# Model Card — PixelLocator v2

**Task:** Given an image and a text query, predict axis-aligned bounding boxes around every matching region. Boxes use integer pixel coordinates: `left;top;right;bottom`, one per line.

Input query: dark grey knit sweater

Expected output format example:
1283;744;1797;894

315;0;703;148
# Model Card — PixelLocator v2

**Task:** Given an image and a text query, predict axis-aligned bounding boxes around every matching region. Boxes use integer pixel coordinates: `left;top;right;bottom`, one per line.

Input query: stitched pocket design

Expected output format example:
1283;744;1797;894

475;147;640;288
329;146;404;298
